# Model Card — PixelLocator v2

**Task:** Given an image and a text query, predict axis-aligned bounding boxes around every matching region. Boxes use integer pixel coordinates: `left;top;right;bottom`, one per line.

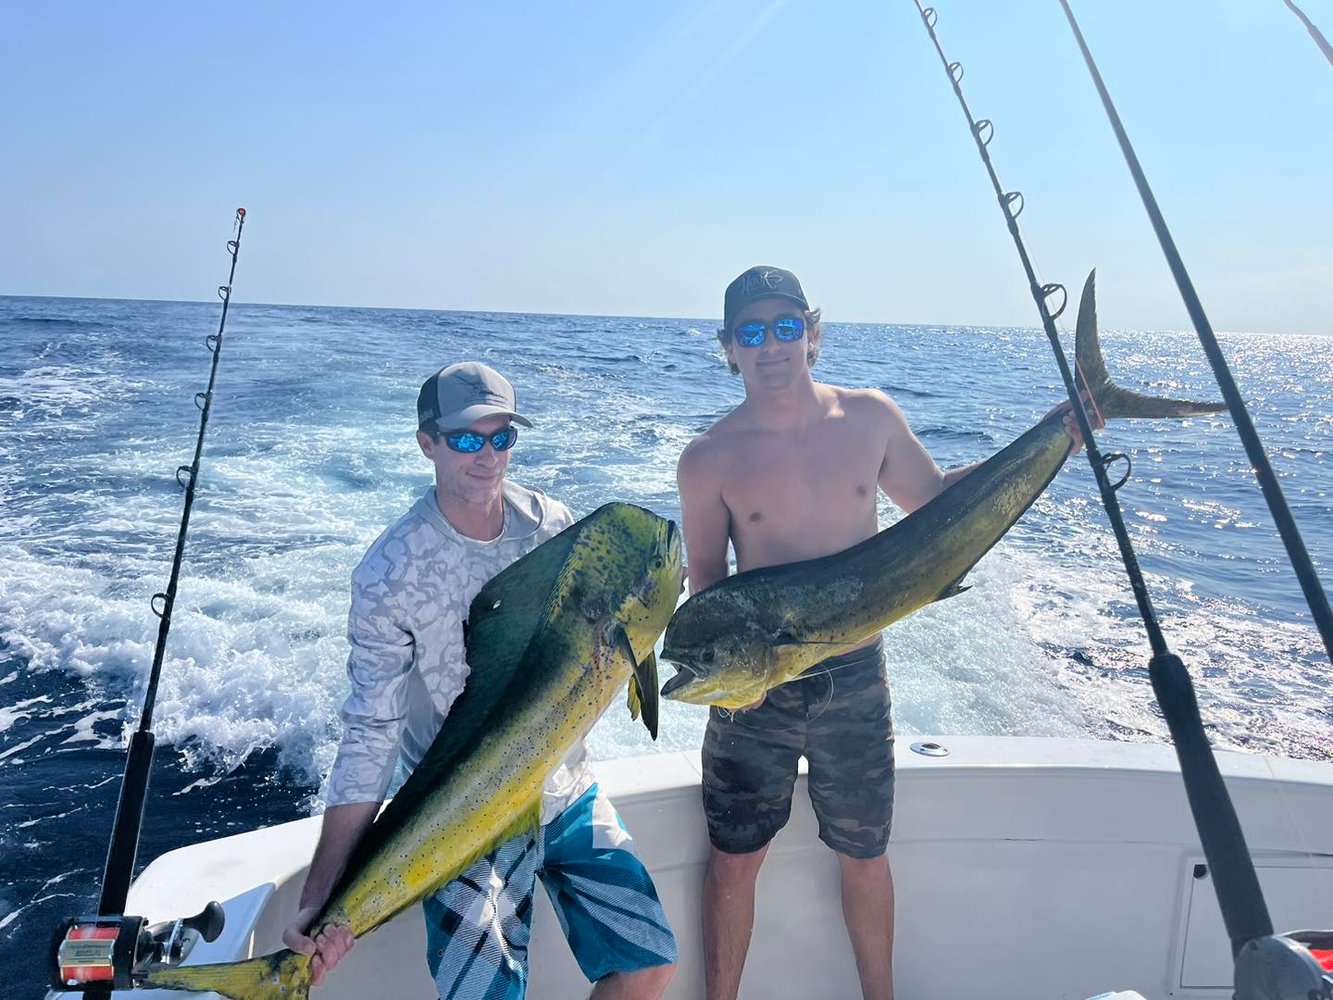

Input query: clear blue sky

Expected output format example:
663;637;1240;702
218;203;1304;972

5;1;1331;334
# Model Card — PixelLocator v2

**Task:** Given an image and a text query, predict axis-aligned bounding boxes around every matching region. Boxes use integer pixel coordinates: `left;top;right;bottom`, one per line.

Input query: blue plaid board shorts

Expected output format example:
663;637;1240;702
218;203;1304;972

422;784;677;999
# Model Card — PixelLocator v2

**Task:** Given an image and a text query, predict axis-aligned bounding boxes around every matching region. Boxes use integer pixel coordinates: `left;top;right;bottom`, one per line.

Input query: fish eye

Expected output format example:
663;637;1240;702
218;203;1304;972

652;557;663;570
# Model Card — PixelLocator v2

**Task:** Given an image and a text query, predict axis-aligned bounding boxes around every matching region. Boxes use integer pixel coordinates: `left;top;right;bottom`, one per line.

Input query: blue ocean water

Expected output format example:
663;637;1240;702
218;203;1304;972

1;294;1329;989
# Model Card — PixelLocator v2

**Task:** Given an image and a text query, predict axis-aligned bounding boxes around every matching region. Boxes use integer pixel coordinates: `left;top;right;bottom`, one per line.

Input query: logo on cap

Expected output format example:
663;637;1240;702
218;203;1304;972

740;269;786;297
455;371;506;406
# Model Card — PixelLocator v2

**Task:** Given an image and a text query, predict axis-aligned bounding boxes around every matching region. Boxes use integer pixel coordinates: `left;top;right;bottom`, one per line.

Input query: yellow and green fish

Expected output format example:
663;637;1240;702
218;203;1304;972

146;502;683;1000
660;273;1226;708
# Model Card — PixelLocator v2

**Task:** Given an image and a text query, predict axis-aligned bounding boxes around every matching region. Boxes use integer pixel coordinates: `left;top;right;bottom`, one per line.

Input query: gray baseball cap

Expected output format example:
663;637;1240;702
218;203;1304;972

416;362;533;431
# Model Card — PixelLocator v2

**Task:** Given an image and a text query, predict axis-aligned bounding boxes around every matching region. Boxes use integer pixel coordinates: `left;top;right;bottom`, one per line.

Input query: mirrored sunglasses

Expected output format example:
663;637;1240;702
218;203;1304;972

442;425;518;453
732;315;806;347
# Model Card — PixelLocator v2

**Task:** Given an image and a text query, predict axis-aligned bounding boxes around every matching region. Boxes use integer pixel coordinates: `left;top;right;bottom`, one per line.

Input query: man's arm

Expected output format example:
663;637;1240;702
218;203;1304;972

879;395;1099;513
874;393;979;513
282;561;416;983
939;459;985;493
677;435;731;595
282;801;378;985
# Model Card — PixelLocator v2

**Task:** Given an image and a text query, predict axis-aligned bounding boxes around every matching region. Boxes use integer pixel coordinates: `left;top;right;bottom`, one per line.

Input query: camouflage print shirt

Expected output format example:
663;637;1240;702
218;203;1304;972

324;482;594;821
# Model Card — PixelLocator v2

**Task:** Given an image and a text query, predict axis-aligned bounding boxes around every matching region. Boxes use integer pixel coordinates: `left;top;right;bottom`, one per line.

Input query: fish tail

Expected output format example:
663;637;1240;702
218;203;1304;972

1074;270;1227;420
143;948;310;1000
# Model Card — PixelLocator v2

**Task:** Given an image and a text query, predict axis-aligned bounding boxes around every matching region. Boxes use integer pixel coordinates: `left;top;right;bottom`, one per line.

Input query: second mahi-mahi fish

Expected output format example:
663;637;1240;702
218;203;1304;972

660;272;1225;708
144;502;682;1000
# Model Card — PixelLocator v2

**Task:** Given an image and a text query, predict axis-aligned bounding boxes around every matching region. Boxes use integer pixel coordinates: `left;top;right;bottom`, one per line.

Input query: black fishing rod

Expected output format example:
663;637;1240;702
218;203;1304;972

1056;0;1333;671
912;2;1171;655
50;209;245;995
1051;8;1333;988
912;7;1332;997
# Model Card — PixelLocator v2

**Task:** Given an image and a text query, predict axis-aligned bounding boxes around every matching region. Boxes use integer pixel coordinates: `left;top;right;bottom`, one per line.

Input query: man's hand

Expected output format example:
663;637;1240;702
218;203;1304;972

1050;395;1106;456
282;906;355;987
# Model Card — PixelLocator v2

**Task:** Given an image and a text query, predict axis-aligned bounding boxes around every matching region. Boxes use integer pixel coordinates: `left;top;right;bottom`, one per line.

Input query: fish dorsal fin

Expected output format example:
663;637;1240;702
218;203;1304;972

339;517;584;874
627;650;660;740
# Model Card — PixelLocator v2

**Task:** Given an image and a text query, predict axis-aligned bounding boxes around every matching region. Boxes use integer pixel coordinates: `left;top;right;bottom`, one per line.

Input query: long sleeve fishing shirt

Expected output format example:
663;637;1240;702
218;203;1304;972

324;482;594;822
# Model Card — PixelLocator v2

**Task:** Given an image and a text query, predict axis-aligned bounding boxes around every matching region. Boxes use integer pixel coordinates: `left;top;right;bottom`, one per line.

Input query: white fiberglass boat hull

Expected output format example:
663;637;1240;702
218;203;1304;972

47;736;1333;1000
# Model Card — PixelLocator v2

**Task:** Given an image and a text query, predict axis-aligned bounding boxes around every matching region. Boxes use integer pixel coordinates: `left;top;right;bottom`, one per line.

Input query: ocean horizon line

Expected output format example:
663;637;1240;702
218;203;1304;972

2;292;1326;341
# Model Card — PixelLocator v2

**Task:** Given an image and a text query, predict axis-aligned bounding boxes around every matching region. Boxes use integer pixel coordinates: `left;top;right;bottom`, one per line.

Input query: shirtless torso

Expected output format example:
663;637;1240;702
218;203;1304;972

676;295;960;618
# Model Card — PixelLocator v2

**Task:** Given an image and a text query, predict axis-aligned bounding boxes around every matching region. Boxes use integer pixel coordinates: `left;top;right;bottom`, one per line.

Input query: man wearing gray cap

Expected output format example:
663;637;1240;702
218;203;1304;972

284;362;677;999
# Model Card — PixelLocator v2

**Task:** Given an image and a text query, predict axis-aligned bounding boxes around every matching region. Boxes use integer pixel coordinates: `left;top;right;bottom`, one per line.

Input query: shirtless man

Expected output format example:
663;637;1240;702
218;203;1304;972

676;266;1088;1000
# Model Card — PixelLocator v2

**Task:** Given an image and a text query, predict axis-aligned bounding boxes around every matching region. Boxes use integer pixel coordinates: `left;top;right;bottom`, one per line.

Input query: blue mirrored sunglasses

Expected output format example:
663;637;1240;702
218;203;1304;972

442;425;518;454
732;315;806;347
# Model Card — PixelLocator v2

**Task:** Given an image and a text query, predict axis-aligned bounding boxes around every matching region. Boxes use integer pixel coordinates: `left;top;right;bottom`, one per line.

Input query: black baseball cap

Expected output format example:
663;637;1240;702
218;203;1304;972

723;266;809;333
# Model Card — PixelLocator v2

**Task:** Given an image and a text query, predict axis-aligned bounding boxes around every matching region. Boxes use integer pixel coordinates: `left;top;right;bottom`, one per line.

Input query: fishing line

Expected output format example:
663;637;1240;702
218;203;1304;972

53;209;247;999
719;668;836;732
720;642;893;731
909;2;1284;964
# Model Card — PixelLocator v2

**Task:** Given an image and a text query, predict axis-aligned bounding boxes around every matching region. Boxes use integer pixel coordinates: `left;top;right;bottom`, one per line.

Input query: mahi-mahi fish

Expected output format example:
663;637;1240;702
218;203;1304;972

144;502;683;1000
659;272;1225;709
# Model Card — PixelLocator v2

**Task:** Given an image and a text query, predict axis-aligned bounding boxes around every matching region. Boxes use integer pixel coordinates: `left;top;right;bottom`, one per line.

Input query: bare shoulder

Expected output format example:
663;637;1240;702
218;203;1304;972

677;420;734;486
828;384;908;430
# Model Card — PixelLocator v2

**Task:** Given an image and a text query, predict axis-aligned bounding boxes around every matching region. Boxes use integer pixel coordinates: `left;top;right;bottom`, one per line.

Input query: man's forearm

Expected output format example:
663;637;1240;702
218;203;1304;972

940;460;984;493
300;801;381;910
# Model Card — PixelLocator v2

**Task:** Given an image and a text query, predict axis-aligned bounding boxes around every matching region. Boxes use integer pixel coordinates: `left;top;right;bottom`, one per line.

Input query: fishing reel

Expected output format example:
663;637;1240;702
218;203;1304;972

1234;930;1333;1000
50;902;224;992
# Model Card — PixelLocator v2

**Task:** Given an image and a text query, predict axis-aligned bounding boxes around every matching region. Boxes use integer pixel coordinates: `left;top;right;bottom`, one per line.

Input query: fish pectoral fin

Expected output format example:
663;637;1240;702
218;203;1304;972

627;673;642;721
608;620;639;666
608;624;659;740
627;651;660;740
936;576;972;602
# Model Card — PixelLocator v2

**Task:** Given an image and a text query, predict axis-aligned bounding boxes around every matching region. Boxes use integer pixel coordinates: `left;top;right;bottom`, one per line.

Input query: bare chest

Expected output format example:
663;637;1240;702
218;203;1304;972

720;428;884;566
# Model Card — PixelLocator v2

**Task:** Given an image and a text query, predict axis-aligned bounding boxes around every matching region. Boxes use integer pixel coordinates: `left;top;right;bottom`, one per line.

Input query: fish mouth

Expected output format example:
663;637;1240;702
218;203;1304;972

659;662;697;699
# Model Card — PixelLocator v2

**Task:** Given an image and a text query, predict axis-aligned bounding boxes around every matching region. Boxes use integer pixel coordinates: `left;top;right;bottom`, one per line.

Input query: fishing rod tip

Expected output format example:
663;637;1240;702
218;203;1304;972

236;207;246;217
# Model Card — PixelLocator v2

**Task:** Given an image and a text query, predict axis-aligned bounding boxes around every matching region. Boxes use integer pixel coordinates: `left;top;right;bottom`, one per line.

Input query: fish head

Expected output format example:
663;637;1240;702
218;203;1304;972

620;513;685;643
586;504;684;653
659;589;782;709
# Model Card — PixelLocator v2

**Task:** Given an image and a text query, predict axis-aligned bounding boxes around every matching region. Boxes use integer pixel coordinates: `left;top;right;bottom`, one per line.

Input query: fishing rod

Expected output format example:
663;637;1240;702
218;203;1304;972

50;209;246;996
1282;0;1333;68
1052;8;1333;986
1056;0;1333;671
912;6;1333;997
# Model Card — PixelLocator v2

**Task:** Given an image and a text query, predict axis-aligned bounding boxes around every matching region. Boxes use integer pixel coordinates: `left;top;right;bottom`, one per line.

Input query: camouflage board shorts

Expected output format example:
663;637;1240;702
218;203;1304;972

701;637;894;859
